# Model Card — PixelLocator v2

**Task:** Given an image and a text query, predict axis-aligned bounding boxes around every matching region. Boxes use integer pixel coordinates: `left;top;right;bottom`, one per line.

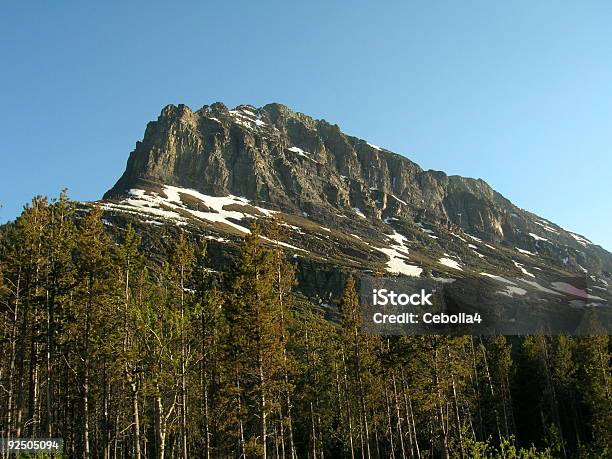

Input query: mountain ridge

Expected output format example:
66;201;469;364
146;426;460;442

103;102;612;275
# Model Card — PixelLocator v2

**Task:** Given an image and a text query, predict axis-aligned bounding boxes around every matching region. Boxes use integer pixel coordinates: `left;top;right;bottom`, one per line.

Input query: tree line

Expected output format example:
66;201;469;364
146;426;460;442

0;193;610;458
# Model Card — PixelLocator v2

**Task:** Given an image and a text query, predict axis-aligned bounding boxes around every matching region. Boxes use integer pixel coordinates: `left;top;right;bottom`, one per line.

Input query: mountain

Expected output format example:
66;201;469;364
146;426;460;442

97;102;611;326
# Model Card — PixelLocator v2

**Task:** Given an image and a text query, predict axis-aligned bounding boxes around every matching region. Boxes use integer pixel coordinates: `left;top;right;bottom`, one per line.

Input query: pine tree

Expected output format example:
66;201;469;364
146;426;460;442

227;224;285;458
69;206;120;458
340;275;374;459
263;214;298;459
134;261;179;459
170;231;196;458
117;224;145;459
41;190;77;439
16;196;49;438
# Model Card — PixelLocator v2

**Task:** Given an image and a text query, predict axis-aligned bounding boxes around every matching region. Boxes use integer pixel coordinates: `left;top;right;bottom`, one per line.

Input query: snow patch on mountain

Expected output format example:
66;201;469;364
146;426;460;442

353;208;366;219
533;220;559;234
513;260;535;278
416;222;436;236
439;257;463;271
375;230;422;277
288;146;317;162
387;230;408;246
260;236;307;253
528;232;548;242
568;232;591;247
378;248;423;277
104;186;283;236
391;194;407;206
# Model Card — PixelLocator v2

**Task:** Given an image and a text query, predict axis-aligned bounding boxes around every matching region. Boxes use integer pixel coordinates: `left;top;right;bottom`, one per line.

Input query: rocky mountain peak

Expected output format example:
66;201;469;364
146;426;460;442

102;102;612;280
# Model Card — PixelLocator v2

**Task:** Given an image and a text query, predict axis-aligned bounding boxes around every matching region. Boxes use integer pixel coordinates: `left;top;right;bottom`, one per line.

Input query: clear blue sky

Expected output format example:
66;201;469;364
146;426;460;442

1;1;611;250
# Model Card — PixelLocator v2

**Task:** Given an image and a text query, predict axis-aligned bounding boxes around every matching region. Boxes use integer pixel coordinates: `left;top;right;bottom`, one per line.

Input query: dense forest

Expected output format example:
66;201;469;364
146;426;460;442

0;193;609;458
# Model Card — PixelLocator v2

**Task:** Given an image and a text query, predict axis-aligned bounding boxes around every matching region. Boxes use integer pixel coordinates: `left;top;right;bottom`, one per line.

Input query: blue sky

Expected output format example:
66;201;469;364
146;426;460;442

1;1;611;250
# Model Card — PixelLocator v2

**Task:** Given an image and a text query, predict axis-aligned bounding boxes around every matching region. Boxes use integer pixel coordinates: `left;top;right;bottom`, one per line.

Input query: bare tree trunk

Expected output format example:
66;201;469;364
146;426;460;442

392;372;406;459
131;382;141;459
236;370;246;459
275;238;295;459
259;352;268;459
180;266;188;459
480;338;503;446
155;395;165;459
310;400;317;458
469;337;484;439
282;344;295;459
400;365;420;459
15;281;30;439
373;413;381;459
352;319;370;459
103;364;110;459
83;366;90;459
28;337;40;436
340;351;356;459
273;420;280;459
384;381;396;458
5;270;21;443
447;346;464;458
279;406;286;459
113;397;120;459
432;342;449;459
306;329;324;459
45;287;53;437
83;276;92;459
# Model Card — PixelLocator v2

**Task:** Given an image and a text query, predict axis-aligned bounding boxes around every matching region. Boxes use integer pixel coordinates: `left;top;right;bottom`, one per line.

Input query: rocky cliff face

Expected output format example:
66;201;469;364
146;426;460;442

106;103;495;227
104;102;612;275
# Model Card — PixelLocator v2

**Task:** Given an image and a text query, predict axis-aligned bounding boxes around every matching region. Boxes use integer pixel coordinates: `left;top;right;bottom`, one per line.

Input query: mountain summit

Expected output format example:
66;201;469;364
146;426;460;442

106;102;512;242
99;102;611;314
